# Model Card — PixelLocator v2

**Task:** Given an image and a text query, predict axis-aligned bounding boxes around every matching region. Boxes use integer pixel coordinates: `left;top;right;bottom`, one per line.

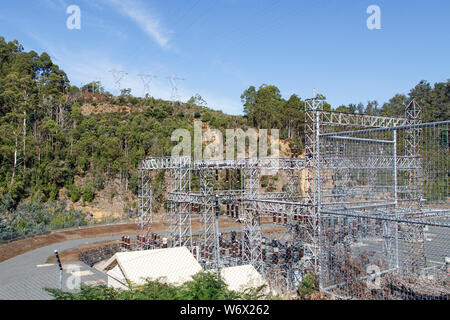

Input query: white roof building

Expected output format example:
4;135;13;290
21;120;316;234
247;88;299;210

100;247;203;289
98;247;268;293
219;265;268;292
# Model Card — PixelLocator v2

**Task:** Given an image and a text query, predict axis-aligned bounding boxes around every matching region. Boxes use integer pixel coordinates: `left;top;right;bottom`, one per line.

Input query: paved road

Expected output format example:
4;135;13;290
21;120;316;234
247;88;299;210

0;236;121;300
0;223;279;300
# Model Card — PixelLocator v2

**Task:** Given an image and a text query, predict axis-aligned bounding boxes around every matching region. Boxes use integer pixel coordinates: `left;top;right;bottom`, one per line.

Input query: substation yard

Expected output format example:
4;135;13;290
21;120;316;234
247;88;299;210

0;216;247;300
0;217;242;263
44;222;285;268
128;103;449;300
1;102;448;301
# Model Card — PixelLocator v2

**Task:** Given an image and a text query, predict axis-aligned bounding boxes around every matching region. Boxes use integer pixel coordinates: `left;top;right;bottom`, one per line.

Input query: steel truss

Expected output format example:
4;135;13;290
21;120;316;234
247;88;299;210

198;168;217;267
137;169;152;249
170;166;192;249
137;155;306;269
318;118;449;297
303;97;432;274
136;97;448;298
403;100;427;273
242;162;262;269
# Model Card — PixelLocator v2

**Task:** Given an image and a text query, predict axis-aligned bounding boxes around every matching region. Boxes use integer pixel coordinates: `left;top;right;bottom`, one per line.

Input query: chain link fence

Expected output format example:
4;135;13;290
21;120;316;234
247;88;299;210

317;121;449;299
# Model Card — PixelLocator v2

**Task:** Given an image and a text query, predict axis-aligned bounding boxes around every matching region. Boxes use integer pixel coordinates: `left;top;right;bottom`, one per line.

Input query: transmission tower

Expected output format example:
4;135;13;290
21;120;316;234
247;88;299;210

109;69;128;95
138;74;157;97
168;76;185;103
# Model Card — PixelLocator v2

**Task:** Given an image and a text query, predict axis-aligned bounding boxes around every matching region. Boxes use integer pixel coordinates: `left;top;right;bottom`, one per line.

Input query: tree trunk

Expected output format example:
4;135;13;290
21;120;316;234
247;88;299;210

11;135;18;184
288;120;291;139
23;110;26;170
37;130;41;165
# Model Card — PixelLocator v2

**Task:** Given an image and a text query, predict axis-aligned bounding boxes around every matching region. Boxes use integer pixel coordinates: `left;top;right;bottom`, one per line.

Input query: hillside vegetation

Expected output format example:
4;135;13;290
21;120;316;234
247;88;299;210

0;36;448;240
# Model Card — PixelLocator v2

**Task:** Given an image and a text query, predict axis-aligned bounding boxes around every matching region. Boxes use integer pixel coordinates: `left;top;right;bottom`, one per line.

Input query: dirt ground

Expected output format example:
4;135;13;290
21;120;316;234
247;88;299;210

44;224;284;265
0;223;138;263
0;217;241;263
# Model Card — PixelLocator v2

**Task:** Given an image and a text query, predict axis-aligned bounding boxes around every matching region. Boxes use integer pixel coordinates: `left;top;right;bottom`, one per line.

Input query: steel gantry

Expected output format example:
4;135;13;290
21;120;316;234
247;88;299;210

136;97;449;296
137;156;306;269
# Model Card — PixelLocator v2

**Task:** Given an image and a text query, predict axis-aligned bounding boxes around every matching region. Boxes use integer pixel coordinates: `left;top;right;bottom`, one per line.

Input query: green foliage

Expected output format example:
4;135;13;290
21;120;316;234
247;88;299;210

128;172;140;195
187;94;207;107
178;271;239;300
46;271;268;300
81;183;95;203
48;183;58;201
0;36;448;240
50;208;86;230
162;104;174;115
297;273;318;299
0;196;87;241
81;81;104;94
153;106;168;119
266;182;276;192
260;176;269;188
241;85;305;140
70;185;81;203
0;36;204;209
202;112;213;123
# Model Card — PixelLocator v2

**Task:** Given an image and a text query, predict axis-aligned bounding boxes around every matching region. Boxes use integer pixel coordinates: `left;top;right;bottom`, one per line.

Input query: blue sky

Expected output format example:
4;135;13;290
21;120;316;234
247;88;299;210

1;0;449;114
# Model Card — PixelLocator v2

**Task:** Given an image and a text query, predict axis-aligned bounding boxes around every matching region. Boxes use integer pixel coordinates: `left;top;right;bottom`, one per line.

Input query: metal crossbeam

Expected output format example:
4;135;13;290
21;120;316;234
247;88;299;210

317;110;409;128
139;156;191;170
320;155;421;169
139;157;306;170
135;98;448;299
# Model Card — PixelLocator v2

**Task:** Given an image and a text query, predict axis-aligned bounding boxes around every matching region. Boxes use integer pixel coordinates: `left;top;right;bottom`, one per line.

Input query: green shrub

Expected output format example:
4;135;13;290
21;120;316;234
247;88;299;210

266;182;276;192
0;197;87;240
46;271;268;300
202;112;213;123
70;186;81;203
145;107;153;117
152;107;168;120
162;104;173;115
260;176;269;188
297;273;318;299
50;208;87;230
81;183;95;203
48;183;59;201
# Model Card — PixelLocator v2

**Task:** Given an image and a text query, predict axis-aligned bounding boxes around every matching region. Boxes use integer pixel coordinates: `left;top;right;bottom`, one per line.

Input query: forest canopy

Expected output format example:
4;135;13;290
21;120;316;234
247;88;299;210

0;36;448;218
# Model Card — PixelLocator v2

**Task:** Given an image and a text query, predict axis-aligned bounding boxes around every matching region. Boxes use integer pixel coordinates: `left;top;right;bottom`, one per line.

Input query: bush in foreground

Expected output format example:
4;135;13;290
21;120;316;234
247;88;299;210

46;271;270;300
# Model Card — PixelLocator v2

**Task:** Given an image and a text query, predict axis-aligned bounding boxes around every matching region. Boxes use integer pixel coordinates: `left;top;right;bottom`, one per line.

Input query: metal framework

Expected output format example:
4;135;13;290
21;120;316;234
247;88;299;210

135;97;449;299
109;69;128;94
168;76;185;103
317;119;449;299
138;74;157;97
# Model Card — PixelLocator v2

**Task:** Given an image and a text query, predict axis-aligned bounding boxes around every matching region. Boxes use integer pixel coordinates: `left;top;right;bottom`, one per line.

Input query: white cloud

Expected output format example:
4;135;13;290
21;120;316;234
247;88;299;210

105;0;169;48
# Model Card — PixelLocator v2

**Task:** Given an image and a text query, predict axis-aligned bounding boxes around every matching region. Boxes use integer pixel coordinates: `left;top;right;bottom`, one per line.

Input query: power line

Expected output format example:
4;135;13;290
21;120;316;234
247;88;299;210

109;69;128;94
168;76;185;103
138;74;158;97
